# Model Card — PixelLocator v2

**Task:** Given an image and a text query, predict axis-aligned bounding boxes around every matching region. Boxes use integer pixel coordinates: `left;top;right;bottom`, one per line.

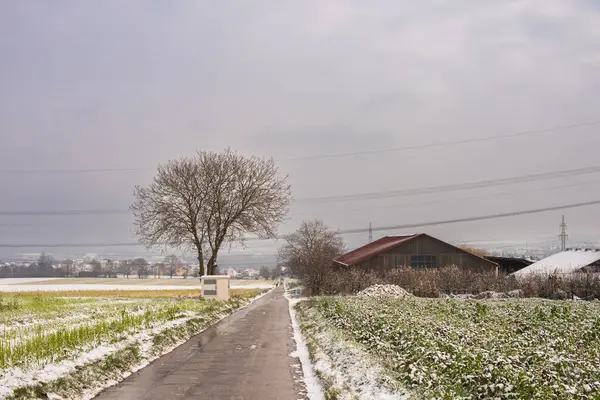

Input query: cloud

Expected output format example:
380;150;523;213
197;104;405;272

1;0;600;258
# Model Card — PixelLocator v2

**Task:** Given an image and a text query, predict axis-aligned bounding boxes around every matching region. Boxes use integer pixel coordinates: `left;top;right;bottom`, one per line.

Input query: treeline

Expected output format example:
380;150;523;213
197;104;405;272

0;255;199;279
0;262;63;278
259;265;283;280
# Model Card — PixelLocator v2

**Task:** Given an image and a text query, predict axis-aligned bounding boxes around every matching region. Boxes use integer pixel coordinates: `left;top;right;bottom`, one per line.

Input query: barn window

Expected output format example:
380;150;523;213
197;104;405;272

410;255;437;268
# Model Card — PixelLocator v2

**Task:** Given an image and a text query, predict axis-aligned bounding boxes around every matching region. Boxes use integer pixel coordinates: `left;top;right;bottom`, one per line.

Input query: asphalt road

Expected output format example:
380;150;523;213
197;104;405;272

94;287;307;400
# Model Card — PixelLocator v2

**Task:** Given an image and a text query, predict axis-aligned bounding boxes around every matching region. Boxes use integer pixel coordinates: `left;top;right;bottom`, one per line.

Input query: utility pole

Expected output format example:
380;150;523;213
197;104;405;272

559;215;568;251
368;222;373;243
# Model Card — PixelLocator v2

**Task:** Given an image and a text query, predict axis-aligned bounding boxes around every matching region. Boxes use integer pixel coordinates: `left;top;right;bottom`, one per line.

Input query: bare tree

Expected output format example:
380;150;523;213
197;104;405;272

134;258;149;279
131;149;292;276
164;255;179;278
105;259;117;278
90;259;104;277
119;261;133;279
279;219;344;294
271;264;283;278
62;258;74;277
259;266;271;279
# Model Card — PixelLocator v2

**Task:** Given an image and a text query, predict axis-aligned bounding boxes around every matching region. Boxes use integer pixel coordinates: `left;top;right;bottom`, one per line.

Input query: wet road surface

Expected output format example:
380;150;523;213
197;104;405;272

94;287;306;400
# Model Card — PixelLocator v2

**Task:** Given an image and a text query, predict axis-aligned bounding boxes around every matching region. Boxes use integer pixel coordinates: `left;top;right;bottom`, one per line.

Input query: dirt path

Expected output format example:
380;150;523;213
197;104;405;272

94;287;307;400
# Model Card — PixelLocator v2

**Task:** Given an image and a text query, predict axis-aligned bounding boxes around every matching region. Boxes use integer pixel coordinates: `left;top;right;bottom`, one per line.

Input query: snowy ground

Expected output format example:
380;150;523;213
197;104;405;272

286;282;407;400
0;277;61;285
0;278;276;292
301;295;600;399
0;289;266;399
284;281;324;400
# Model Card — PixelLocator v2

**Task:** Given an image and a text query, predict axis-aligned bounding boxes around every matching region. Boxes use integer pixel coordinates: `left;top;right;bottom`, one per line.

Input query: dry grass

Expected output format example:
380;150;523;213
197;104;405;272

0;288;261;298
19;278;276;287
17;278;203;286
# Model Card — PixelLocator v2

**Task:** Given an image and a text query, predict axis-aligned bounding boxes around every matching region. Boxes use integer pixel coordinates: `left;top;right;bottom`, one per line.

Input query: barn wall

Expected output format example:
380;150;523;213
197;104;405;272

356;235;497;272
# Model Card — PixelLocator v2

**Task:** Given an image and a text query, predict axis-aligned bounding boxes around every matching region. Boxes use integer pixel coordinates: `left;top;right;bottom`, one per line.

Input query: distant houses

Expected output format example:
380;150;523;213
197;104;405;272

220;267;260;279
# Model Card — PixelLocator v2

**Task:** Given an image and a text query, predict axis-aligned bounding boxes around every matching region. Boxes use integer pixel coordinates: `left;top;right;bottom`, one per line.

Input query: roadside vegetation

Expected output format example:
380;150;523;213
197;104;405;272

0;289;264;399
302;265;600;300
297;296;600;399
279;221;600;398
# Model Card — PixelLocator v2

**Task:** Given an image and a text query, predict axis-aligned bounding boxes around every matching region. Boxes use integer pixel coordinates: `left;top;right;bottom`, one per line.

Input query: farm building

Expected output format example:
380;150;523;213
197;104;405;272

513;249;600;277
484;256;532;274
333;234;498;273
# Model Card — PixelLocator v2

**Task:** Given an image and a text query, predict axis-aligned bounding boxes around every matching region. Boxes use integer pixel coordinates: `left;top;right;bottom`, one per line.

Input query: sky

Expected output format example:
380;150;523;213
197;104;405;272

1;0;600;264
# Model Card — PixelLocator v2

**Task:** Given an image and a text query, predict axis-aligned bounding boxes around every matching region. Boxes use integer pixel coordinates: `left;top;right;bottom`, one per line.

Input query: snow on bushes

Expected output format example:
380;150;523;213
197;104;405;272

357;284;411;298
298;296;600;399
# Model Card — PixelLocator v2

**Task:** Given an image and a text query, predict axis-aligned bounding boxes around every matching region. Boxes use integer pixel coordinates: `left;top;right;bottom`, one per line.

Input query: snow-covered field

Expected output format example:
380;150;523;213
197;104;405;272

297;296;600;399
0;289;266;399
0;278;276;292
0;278;61;285
0;284;202;292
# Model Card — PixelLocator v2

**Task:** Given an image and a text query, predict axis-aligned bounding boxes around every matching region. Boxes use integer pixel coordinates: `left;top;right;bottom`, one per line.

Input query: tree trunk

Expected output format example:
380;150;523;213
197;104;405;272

206;236;224;275
197;249;205;277
207;256;216;276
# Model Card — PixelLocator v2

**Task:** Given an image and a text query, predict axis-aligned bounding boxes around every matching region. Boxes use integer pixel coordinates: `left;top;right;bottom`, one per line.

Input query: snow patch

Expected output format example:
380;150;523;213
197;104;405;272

285;291;324;400
0;282;274;292
0;278;60;285
304;308;409;400
0;294;266;400
0;343;119;399
0;284;202;292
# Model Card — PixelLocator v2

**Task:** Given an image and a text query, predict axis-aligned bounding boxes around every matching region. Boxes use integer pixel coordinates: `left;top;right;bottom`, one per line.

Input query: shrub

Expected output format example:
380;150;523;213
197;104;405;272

297;264;600;300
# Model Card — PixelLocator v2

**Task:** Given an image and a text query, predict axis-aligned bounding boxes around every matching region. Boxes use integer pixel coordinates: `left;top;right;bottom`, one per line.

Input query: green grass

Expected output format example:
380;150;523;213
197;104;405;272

5;290;261;400
299;297;600;399
0;289;262;372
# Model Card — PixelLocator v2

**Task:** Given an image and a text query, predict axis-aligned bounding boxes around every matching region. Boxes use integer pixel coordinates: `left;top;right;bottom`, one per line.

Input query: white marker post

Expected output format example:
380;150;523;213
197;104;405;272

200;275;230;300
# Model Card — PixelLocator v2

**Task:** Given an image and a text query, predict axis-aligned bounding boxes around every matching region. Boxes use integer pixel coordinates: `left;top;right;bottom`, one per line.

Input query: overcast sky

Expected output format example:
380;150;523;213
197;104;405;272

1;1;600;263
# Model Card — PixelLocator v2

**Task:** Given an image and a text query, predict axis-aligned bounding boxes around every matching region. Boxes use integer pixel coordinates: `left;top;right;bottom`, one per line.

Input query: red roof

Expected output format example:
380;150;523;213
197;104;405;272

334;234;419;266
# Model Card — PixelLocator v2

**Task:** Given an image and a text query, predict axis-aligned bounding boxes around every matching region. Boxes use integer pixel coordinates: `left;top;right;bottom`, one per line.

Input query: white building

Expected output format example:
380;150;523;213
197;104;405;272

513;249;600;278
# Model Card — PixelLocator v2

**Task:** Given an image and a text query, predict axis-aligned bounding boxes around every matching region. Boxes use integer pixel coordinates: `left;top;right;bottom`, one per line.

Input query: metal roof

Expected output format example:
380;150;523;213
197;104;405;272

513;249;600;277
485;256;533;266
334;233;499;268
333;234;418;266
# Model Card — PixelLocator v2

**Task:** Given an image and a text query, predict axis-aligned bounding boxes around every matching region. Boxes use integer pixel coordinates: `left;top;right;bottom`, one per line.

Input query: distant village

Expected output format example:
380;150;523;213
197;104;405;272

0;227;597;280
0;254;283;279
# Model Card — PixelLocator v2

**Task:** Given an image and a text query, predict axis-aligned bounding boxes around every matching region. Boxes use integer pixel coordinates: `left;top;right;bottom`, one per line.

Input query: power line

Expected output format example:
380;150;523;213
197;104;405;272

1;120;598;174
0;167;150;174
2;198;599;248
280;120;600;161
4;164;600;217
0;209;130;216
301;164;600;203
336;199;600;235
294;178;600;216
0;242;141;248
